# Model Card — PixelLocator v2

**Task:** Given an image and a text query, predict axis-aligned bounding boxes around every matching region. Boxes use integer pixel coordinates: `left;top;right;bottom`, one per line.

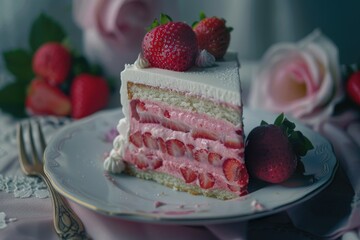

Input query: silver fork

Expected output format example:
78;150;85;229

17;121;89;240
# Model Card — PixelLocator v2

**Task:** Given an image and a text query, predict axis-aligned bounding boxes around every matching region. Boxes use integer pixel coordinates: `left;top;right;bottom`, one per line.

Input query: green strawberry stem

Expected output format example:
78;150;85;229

261;113;314;158
147;13;172;31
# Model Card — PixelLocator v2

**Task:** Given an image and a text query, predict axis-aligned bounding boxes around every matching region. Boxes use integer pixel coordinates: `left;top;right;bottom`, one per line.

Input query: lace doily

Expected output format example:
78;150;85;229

0;175;49;198
0;114;71;199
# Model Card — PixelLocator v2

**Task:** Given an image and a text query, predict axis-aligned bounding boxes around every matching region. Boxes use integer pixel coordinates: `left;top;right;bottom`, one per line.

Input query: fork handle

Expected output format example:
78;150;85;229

41;174;89;240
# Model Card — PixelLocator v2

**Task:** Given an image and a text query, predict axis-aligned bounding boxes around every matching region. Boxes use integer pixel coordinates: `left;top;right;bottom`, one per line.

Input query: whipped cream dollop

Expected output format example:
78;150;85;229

103;150;125;173
134;53;150;69
195;49;215;67
104;118;129;173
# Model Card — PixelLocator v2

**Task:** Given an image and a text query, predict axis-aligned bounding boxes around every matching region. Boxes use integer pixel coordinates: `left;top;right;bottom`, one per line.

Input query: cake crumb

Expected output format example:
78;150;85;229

251;199;265;211
156;192;166;197
154;201;166;208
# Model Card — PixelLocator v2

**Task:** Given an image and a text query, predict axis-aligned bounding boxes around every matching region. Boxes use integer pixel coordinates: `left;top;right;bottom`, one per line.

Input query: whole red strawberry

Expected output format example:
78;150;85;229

346;71;360;106
193;12;232;59
26;78;71;116
245;114;313;184
32;42;71;86
70;74;109;119
142;14;197;72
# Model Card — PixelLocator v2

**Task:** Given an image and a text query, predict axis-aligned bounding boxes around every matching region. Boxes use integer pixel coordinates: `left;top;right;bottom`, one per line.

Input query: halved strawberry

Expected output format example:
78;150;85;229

139;112;161;124
166;139;186;157
185;144;195;157
25;78;71;116
208;152;222;166
151;157;163;170
142;132;158;150
198;172;215;189
163;110;171;118
161;119;190;132
194;149;208;162
224;136;244;149
180;166;197;183
223;158;245;182
133;155;148;170
191;129;218;141
157;137;167;153
129;131;143;148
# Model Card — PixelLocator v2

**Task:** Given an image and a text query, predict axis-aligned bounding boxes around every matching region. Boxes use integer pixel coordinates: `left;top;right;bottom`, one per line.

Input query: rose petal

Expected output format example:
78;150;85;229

249;30;342;127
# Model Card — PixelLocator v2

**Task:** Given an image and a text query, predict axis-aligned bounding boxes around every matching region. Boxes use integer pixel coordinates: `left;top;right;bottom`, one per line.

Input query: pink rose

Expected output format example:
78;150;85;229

248;30;343;128
73;0;175;77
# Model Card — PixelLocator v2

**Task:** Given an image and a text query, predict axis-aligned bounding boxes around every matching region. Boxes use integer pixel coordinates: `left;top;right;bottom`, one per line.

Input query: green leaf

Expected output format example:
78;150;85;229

160;13;172;24
274;113;284;126
199;11;206;20
260;112;315;159
147;18;160;31
283;118;296;130
227;27;234;33
0;81;28;118
147;13;173;31
289;131;314;157
260;120;268;126
2;49;34;83
29;13;66;51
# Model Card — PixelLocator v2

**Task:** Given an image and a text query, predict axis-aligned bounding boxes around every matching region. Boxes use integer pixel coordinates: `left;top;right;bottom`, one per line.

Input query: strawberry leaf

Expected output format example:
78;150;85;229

227;27;234;33
147;13;172;31
263;113;314;158
260;120;268;126
192;11;206;28
29;13;66;51
0;81;27;118
199;11;206;20
274;112;285;126
160;13;172;24
2;49;33;83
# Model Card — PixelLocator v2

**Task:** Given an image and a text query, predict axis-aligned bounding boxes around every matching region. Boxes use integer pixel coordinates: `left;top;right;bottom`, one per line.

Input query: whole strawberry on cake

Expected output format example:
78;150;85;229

105;13;246;200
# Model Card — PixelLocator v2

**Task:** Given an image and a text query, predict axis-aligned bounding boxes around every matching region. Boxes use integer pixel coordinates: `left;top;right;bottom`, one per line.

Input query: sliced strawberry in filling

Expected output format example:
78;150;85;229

143;132;159;150
151;157;163;169
129;131;143;148
194;149;208;162
180;166;198;183
208;152;222;166
133;155;148;170
157;137;167;153
191;128;218;141
223;158;246;182
166;139;186;157
198;172;215;189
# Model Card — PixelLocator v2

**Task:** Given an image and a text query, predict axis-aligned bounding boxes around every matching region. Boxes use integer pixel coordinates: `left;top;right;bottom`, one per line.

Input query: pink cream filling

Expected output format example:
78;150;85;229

123;99;248;194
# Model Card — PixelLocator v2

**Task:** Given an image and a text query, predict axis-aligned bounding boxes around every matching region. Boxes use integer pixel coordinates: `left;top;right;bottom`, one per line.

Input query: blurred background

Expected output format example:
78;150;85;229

0;0;359;110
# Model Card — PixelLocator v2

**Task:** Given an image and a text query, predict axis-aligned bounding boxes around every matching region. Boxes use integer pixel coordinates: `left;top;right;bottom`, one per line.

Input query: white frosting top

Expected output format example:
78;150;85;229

121;52;241;119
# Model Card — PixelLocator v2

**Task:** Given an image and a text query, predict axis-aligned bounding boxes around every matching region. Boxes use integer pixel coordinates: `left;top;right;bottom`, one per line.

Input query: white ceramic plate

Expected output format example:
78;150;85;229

44;108;337;225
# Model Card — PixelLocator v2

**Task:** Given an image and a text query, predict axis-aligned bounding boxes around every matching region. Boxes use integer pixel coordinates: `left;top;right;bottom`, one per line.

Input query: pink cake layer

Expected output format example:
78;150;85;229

121;98;248;195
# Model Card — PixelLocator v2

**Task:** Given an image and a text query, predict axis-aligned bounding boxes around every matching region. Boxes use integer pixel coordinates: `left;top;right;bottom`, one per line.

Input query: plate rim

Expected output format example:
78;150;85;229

44;108;338;225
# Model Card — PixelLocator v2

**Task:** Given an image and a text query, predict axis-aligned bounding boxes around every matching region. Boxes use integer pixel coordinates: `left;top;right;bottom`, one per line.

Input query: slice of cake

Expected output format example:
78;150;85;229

104;14;248;200
105;52;248;200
